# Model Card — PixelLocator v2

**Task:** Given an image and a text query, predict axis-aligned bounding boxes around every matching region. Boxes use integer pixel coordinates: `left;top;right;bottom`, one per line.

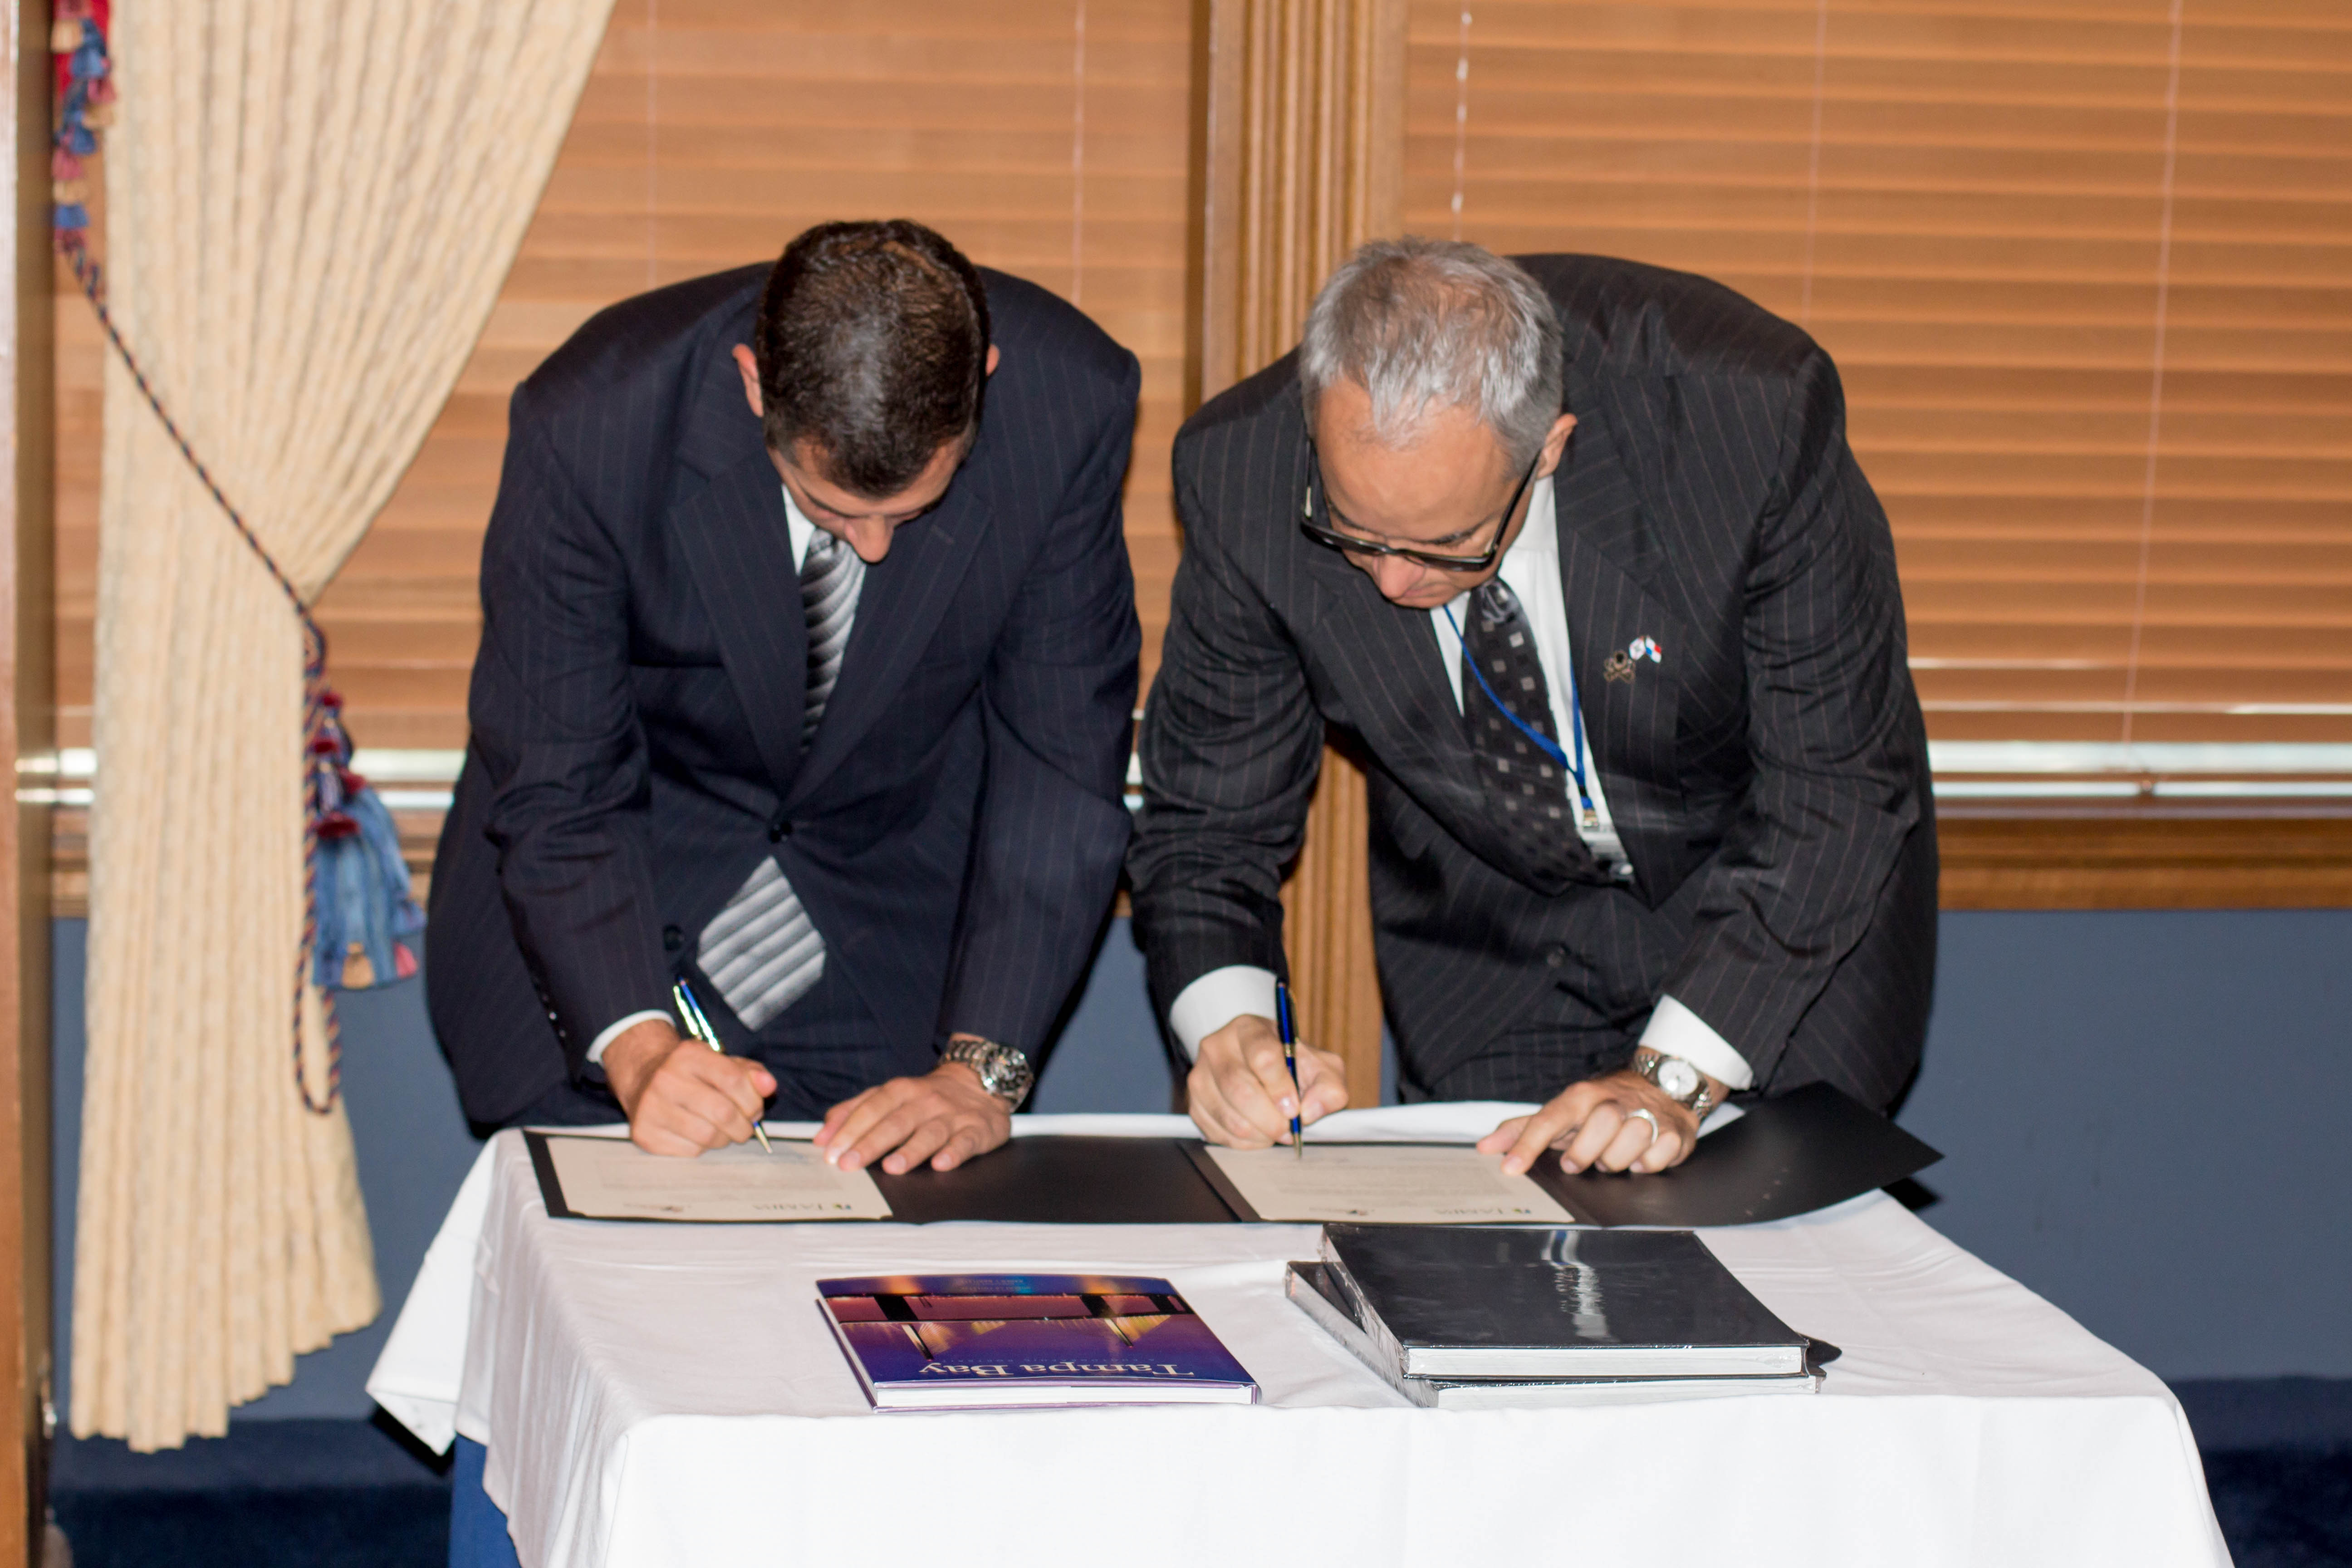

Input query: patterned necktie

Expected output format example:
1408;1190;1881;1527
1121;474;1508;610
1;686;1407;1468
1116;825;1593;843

1459;579;1590;883
695;532;866;1032
799;530;864;745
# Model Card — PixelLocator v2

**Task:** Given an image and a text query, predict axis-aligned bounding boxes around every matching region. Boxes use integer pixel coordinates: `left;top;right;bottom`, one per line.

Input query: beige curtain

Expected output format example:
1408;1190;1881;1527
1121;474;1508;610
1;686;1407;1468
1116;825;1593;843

74;0;617;1450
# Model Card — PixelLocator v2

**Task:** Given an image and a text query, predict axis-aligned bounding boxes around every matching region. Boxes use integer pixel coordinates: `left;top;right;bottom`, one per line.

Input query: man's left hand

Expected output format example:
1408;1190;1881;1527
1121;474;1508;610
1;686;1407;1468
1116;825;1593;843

813;1060;1012;1175
1477;1066;1712;1177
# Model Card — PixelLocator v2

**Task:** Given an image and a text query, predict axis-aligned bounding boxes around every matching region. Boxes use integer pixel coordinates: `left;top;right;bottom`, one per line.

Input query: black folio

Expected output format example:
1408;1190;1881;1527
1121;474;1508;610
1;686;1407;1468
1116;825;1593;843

528;1082;1939;1228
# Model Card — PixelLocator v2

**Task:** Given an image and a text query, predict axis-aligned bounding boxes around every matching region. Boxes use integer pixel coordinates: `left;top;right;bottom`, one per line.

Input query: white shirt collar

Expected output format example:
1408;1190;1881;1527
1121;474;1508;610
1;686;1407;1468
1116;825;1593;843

779;483;818;575
1511;473;1559;562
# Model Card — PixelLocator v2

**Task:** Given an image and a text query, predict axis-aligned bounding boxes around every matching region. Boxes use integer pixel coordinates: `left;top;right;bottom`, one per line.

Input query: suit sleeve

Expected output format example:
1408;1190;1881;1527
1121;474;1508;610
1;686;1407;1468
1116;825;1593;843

1661;348;1926;1084
467;395;672;1076
1123;442;1327;1031
935;357;1145;1049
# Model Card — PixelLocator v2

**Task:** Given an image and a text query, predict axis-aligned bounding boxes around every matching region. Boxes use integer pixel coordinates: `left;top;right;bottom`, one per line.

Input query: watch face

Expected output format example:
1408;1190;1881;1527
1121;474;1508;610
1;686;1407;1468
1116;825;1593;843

1656;1057;1701;1100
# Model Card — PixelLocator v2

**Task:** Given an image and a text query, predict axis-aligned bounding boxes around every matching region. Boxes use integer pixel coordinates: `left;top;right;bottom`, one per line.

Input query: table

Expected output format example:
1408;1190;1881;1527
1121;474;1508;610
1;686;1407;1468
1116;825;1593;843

368;1107;2229;1568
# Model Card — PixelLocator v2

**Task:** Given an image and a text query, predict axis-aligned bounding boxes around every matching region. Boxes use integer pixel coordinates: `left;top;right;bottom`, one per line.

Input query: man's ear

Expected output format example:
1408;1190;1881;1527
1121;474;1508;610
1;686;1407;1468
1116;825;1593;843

1535;412;1578;479
985;343;1001;378
731;344;764;419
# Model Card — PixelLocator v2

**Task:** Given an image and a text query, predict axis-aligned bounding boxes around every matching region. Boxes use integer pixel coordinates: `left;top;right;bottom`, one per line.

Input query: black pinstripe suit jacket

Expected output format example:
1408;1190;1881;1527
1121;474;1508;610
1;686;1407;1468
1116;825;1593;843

1127;255;1936;1109
428;264;1142;1126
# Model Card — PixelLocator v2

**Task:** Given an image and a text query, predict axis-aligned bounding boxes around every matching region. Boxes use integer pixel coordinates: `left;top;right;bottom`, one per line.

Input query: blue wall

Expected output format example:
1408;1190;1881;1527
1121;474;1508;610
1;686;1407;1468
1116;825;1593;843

48;909;2352;1421
1896;911;2351;1380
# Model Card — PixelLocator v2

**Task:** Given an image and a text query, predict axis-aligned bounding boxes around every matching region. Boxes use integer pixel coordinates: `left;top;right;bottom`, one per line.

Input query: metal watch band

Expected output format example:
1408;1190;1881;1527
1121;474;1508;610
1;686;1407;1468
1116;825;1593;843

941;1036;1034;1111
1634;1045;1715;1122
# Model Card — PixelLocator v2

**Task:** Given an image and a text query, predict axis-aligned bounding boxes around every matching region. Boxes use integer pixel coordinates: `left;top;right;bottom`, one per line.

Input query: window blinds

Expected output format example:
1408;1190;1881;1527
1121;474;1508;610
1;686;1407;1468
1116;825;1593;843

1405;0;2351;791
55;0;1192;753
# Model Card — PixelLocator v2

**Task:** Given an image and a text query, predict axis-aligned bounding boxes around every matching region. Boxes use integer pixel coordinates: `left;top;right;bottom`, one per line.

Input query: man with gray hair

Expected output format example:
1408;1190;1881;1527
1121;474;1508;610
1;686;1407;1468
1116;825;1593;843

1127;239;1936;1178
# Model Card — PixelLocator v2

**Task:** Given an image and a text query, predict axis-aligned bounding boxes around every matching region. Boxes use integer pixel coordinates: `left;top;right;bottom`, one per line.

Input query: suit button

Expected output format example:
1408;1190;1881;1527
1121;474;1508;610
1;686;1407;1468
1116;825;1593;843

1545;946;1568;967
662;925;684;954
546;1009;559;1022
768;818;792;842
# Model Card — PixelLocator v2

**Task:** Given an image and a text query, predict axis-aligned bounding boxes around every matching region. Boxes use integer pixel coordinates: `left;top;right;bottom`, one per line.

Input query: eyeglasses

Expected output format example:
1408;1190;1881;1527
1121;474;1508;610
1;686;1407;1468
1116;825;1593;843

1299;439;1540;573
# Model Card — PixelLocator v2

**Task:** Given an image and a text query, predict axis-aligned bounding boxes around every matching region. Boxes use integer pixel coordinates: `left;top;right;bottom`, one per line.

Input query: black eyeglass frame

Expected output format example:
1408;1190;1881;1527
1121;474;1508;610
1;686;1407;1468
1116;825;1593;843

1299;438;1542;573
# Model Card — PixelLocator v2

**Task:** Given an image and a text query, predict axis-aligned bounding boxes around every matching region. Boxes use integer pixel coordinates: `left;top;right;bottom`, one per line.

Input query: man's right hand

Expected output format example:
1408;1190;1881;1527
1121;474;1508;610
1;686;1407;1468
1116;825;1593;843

1187;1014;1349;1148
601;1018;777;1157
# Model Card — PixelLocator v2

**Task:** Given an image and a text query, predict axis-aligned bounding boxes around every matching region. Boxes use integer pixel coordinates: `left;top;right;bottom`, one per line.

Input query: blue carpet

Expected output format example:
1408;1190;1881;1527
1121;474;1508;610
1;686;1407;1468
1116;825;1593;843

2176;1379;2352;1568
50;1416;449;1568
47;1383;2352;1565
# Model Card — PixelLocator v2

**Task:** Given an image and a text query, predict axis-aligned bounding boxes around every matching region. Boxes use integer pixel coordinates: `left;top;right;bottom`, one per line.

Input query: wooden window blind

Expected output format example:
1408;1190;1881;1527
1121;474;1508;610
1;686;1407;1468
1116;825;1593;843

54;0;1192;754
1405;0;2352;778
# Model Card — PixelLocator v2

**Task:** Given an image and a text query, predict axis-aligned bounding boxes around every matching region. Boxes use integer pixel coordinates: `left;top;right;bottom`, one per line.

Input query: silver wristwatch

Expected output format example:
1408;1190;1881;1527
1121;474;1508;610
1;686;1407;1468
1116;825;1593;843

940;1036;1034;1111
1633;1046;1717;1122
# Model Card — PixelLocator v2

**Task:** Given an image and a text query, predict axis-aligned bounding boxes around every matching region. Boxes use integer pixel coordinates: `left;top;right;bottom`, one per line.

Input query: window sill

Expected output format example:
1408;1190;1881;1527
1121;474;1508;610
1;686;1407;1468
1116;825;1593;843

41;807;2352;920
1939;808;2352;910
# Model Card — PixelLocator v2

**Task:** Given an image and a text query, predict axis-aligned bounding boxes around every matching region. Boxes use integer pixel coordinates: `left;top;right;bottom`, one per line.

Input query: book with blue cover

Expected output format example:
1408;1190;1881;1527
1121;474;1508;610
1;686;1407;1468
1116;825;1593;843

818;1274;1259;1411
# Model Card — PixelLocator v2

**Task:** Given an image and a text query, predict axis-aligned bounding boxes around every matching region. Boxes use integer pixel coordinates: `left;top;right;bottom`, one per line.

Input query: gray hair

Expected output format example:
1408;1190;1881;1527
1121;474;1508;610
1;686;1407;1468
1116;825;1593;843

1298;237;1563;467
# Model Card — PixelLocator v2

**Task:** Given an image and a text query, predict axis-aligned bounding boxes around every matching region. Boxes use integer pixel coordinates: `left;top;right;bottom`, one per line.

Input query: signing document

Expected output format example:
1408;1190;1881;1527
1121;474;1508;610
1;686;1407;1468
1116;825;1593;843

534;1134;892;1223
1201;1143;1574;1224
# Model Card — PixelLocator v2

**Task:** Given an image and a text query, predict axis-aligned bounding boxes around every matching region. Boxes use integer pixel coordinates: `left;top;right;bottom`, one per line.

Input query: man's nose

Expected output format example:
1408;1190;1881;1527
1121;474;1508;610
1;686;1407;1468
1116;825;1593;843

1368;553;1426;602
845;518;894;564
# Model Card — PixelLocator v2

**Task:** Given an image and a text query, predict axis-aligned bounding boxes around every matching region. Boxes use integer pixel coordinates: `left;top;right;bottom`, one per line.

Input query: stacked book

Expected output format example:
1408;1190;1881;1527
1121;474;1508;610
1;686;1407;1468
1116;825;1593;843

1288;1223;1821;1410
820;1273;1259;1411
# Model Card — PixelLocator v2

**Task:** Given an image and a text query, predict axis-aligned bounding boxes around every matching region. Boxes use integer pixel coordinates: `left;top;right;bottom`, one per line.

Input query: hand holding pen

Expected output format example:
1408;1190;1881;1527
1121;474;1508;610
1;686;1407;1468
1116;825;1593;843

1176;993;1352;1149
673;980;772;1153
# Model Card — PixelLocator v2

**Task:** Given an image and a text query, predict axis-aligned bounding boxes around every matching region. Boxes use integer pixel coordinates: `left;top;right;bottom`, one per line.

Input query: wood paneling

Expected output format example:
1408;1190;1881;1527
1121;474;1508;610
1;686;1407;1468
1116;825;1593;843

5;0;53;1552
55;0;1198;752
1196;0;1406;1098
1406;0;2352;752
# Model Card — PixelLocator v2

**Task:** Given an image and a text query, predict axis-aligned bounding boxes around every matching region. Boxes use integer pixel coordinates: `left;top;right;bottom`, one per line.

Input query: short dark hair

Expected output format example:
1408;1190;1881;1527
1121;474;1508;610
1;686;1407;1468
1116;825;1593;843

751;220;993;498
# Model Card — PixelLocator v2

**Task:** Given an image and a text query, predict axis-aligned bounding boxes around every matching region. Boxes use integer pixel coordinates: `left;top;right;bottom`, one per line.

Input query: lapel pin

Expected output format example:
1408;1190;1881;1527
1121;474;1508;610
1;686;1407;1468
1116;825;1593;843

1606;636;1660;685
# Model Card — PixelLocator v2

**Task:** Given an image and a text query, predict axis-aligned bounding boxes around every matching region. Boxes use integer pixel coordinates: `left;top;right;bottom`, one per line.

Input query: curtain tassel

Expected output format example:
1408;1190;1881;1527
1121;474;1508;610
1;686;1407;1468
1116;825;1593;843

306;690;426;1005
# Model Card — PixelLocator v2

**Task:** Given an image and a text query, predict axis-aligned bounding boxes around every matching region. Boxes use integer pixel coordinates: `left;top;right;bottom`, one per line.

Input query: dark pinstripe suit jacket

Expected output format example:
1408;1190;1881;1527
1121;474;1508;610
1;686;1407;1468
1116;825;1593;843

1127;255;1936;1109
428;264;1142;1126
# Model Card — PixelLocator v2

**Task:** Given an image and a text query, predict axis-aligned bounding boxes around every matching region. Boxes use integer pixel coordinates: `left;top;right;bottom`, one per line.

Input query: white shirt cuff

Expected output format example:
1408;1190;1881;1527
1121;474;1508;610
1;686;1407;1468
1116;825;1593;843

585;1009;673;1068
1639;995;1755;1092
1167;965;1280;1061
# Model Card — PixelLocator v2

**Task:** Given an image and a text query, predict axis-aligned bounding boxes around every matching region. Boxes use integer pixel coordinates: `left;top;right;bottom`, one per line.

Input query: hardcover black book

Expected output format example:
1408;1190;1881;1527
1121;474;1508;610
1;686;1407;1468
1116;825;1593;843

1319;1223;1809;1380
1286;1262;1817;1408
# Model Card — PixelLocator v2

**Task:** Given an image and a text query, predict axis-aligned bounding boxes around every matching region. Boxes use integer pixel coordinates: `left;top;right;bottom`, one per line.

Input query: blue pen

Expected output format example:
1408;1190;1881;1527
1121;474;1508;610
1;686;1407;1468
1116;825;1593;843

1275;979;1303;1159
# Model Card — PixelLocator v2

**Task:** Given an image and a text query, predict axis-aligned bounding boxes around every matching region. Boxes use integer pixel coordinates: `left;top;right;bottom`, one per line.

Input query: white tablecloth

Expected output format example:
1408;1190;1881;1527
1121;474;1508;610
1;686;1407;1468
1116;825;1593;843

368;1108;2229;1568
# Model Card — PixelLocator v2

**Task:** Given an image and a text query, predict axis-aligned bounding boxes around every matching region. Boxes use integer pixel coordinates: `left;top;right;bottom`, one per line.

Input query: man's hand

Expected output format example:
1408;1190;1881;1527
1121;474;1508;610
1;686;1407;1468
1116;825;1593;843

1188;1014;1349;1148
1477;1065;1717;1177
603;1018;777;1158
814;1059;1012;1175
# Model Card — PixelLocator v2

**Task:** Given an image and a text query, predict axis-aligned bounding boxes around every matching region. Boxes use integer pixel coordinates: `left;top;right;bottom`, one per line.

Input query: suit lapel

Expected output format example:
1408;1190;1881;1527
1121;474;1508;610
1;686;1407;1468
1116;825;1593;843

671;450;808;798
1553;378;1681;893
788;482;992;806
1303;544;1479;796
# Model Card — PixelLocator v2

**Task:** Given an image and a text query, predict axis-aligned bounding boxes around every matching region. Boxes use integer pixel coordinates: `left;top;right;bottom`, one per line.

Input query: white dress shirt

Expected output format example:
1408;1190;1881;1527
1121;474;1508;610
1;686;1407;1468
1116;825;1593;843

585;486;827;1067
1166;474;1754;1093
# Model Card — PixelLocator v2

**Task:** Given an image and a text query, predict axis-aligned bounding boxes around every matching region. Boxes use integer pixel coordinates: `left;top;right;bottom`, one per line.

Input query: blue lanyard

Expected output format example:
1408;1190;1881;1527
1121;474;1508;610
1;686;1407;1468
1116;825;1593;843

1443;602;1599;832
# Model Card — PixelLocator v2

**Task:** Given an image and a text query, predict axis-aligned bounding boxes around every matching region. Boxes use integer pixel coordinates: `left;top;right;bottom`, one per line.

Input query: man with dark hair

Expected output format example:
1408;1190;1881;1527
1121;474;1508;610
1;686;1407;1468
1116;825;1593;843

429;220;1141;1171
1129;238;1935;1178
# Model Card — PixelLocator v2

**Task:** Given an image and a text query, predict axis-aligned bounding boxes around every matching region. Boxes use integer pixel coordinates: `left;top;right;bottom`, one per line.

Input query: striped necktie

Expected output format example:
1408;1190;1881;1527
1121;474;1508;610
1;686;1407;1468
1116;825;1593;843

694;532;865;1032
